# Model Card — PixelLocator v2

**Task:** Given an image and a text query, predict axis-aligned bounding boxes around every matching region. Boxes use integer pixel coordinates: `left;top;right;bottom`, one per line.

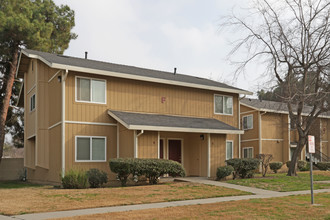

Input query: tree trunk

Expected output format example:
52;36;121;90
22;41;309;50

0;48;19;163
287;136;306;176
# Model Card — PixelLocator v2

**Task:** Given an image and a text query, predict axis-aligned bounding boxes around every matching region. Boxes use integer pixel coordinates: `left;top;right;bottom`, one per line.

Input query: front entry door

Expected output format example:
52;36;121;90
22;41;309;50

168;140;182;163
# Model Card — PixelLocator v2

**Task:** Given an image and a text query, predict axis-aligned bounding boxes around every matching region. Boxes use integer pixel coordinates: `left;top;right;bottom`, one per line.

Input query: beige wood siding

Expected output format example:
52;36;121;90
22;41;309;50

262;140;284;162
26;89;36;138
65;123;117;178
240;105;259;141
24;137;35;169
262;113;285;139
210;134;226;177
26;60;36;93
138;131;158;158
65;72;238;127
118;124;134;158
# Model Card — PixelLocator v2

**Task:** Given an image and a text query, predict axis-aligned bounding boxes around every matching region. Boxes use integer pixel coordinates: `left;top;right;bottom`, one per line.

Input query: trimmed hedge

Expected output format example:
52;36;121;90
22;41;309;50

286;160;309;171
269;162;283;173
216;166;234;180
109;158;186;186
86;168;108;188
61;169;89;189
226;158;260;179
315;162;330;171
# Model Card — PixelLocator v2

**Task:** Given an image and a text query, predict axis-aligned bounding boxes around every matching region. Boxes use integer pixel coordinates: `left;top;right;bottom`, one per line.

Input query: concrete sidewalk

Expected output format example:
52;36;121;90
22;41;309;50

4;177;330;220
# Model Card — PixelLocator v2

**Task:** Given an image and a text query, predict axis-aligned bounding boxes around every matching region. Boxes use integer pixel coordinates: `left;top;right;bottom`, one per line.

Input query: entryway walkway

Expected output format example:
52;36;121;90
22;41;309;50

3;178;329;220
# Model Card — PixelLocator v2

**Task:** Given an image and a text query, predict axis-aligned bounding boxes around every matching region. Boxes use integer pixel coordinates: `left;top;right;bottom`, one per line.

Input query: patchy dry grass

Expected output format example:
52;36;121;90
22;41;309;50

227;171;330;192
0;182;249;215
57;192;330;220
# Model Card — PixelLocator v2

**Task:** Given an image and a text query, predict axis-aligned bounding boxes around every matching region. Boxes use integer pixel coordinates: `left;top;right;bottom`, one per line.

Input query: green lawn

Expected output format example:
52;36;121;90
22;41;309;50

227;171;330;192
0;181;42;189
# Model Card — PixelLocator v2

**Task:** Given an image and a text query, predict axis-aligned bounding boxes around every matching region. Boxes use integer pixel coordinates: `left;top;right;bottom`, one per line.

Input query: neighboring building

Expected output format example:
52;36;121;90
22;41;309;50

16;49;252;184
240;98;330;163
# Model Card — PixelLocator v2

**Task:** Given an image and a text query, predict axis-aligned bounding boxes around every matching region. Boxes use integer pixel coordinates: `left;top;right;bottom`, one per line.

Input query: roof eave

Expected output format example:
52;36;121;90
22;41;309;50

21;49;253;95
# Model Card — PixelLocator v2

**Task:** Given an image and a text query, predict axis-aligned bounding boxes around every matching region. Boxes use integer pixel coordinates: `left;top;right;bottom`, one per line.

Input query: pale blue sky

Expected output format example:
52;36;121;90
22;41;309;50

53;0;271;95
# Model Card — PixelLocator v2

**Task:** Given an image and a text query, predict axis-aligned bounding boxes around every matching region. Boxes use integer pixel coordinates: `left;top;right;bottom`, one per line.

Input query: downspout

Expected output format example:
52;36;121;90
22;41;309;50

207;133;211;178
134;130;144;158
238;95;246;158
288;115;291;161
61;69;68;177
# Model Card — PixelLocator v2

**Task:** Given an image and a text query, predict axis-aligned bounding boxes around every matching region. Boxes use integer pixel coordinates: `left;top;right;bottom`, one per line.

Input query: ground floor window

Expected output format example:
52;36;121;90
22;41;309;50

76;136;106;162
243;147;253;158
226;141;233;160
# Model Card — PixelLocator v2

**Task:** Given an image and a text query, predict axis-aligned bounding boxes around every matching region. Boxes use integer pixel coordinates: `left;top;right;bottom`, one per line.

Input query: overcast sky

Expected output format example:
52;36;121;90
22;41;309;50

52;0;272;96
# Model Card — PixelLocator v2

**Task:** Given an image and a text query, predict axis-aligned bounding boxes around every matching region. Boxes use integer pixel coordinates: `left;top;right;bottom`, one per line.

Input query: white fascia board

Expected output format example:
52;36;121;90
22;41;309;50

15;52;23;78
240;102;330;119
108;110;244;134
107;110;130;129
22;50;252;95
127;125;244;134
239;103;260;111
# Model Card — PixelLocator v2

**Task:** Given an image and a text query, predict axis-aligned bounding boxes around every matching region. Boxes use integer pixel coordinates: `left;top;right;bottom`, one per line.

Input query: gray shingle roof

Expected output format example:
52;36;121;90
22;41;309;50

108;110;243;134
241;98;330;117
20;49;251;94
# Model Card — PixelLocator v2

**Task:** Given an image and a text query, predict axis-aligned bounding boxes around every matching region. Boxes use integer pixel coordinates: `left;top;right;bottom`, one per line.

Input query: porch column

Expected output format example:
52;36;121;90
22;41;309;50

134;130;137;158
207;133;211;178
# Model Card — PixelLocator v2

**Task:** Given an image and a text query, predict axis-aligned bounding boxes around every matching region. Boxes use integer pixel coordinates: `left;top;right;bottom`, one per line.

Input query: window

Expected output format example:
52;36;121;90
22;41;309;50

242;115;253;130
30;94;36;112
214;95;233;115
76;136;106;162
226;141;233;160
76;77;106;104
243;147;253;158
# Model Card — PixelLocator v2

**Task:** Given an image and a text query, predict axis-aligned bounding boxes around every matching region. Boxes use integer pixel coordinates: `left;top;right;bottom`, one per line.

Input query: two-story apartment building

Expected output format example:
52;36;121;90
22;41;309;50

16;49;252;184
240;98;330;163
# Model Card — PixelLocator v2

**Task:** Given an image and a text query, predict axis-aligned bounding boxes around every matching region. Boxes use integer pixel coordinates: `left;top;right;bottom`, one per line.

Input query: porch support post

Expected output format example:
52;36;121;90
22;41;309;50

134;130;137;158
207;133;211;178
157;131;160;159
117;123;119;158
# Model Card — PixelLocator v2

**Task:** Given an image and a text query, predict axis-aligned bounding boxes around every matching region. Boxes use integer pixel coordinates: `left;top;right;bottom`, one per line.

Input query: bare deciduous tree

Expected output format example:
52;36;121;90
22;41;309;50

222;0;330;176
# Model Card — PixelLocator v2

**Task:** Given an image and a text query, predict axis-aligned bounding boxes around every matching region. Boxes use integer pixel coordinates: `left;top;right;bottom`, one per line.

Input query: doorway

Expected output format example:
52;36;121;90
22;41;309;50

168;139;182;164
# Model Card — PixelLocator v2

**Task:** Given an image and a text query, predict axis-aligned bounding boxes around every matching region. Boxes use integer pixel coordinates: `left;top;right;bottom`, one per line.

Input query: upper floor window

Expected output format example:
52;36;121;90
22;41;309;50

30;94;36;112
226;141;233;160
242;115;253;130
76;136;106;162
214;95;233;115
76;77;106;104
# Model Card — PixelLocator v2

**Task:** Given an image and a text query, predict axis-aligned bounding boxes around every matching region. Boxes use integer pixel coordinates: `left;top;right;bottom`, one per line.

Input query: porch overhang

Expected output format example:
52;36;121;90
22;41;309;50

108;110;244;134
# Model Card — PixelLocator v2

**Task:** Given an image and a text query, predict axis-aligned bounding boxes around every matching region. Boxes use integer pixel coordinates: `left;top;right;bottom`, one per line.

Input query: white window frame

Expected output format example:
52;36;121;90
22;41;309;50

242;114;253;130
214;94;233;115
226;140;234;160
30;94;36;112
243;147;254;158
75;76;107;104
75;135;107;162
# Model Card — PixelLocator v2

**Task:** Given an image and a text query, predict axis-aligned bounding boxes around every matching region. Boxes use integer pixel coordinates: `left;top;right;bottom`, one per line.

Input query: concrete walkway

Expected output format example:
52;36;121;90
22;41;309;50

2;177;330;220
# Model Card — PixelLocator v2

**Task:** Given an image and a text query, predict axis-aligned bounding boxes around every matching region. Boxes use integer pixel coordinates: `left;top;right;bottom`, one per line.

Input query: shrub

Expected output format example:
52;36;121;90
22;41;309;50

86;168;108;188
226;158;260;179
109;158;186;186
286;160;310;171
216;166;234;180
315;162;330;171
109;158;134;186
269;162;283;173
61;169;89;189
